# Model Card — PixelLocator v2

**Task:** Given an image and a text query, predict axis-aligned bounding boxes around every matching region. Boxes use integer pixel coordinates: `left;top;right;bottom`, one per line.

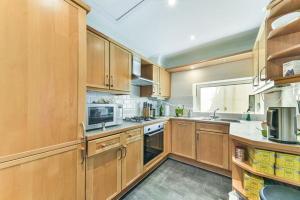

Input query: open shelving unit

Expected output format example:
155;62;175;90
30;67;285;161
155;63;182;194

232;157;300;187
230;134;300;199
267;44;300;61
268;0;300;19
266;0;300;84
268;18;300;39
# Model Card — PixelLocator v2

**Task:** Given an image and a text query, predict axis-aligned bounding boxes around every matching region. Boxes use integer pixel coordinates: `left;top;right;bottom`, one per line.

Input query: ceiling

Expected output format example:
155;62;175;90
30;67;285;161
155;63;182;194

85;0;270;66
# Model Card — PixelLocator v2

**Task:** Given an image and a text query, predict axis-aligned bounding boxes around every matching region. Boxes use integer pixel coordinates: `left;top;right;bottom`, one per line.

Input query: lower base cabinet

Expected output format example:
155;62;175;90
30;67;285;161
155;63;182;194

196;131;229;170
121;129;143;189
0;144;84;200
86;129;143;200
171;120;196;159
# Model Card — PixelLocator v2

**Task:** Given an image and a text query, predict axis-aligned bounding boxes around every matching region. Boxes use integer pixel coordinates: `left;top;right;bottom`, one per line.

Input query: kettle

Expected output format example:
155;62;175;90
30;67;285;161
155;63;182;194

267;107;298;144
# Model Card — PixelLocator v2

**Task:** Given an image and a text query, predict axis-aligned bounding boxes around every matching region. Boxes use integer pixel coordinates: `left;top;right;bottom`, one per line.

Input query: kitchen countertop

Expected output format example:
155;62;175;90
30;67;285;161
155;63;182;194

85;117;169;141
85;115;300;154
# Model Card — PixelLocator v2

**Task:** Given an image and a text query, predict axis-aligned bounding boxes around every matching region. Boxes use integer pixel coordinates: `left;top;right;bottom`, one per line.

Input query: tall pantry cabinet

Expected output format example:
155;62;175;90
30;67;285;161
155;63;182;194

0;0;90;199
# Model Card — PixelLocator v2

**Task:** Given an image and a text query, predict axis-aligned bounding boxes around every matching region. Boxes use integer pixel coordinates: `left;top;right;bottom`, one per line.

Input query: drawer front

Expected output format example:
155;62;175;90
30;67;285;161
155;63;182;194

126;128;141;139
196;122;229;133
88;134;122;157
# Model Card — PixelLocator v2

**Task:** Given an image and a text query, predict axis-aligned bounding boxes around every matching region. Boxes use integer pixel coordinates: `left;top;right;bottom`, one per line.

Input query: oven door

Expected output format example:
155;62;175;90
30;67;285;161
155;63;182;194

144;129;164;165
86;104;116;130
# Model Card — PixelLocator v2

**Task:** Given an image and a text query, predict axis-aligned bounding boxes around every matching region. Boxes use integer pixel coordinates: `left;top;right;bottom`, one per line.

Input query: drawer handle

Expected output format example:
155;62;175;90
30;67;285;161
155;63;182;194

101;142;115;148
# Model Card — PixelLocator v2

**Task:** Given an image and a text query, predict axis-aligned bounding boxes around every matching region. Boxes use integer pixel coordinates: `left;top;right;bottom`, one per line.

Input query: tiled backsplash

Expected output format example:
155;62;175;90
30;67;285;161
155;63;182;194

87;90;158;118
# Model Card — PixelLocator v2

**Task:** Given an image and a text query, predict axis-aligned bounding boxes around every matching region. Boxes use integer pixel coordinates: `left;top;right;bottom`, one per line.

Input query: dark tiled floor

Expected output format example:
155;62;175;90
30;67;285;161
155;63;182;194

122;159;232;200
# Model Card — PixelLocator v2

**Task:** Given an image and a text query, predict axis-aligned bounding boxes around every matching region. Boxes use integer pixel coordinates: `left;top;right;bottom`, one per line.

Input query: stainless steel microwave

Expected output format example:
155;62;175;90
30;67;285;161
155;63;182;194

86;104;123;131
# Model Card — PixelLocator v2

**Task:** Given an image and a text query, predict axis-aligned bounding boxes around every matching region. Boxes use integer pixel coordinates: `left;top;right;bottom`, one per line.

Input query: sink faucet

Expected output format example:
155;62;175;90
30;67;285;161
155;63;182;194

210;108;220;119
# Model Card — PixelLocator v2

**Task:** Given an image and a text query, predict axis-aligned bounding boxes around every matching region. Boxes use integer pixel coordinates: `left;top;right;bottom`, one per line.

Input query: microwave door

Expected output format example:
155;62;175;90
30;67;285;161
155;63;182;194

88;107;114;127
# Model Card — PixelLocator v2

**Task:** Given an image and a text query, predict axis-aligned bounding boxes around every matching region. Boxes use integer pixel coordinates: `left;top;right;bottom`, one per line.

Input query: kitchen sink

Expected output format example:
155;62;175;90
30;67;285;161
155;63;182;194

218;118;240;123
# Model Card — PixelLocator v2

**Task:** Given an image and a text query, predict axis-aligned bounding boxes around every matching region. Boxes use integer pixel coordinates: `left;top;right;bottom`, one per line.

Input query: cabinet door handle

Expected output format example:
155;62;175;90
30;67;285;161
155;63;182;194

80;122;86;139
260;66;266;81
123;146;127;158
105;74;109;87
110;75;114;87
117;147;123;160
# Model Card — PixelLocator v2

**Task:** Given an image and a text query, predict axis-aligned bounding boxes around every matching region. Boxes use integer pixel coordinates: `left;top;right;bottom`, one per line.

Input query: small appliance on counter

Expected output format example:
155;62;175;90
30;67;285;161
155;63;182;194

86;104;123;131
267;107;299;144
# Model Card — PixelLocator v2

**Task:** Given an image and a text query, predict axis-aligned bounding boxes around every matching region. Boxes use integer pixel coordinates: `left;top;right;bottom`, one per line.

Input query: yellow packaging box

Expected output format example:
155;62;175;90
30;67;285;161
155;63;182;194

248;147;276;164
245;189;260;200
244;172;264;190
275;167;300;183
251;160;275;175
276;152;300;170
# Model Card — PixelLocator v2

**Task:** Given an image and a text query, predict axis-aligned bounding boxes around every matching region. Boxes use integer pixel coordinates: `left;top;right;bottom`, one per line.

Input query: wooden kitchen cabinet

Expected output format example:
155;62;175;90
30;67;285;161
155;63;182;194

121;129;143;189
87;129;143;200
196;131;229;170
164;121;171;155
110;43;132;92
253;41;260;86
160;68;171;98
86;134;123;200
0;0;88;161
0;145;85;200
87;30;110;89
140;65;171;98
171;120;196;159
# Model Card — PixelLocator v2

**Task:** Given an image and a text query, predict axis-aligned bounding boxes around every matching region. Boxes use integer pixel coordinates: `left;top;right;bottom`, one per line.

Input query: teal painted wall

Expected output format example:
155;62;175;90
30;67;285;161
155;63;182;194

158;28;258;68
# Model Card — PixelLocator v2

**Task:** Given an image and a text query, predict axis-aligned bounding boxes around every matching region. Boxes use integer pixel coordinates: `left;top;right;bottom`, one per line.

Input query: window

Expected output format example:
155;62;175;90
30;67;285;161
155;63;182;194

193;78;264;114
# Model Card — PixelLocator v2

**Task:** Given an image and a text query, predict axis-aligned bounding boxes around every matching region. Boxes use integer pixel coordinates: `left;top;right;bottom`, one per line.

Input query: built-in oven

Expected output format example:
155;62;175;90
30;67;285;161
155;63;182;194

144;122;164;165
86;104;123;131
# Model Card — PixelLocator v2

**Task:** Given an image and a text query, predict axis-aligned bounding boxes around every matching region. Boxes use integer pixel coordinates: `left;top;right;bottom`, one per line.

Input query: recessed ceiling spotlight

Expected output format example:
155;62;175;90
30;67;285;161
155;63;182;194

168;0;176;7
190;35;195;41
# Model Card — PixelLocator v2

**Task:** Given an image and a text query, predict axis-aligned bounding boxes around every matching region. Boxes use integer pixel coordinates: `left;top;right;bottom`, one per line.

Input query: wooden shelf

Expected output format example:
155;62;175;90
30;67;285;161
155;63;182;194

233;181;247;198
268;0;300;19
267;44;300;61
273;74;300;84
232;157;300;187
268;17;300;39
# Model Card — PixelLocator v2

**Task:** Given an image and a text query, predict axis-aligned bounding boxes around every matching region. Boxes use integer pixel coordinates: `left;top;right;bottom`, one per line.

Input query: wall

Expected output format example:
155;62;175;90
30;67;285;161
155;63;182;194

169;58;253;111
87;86;159;118
160;28;258;68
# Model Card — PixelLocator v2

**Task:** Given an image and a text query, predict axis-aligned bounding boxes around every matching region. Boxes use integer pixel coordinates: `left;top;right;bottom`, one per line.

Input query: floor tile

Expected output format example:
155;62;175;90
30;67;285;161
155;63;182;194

121;159;232;200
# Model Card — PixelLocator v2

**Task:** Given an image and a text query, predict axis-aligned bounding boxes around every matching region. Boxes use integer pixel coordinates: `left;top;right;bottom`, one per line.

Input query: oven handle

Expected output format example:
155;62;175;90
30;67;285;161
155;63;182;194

144;129;163;137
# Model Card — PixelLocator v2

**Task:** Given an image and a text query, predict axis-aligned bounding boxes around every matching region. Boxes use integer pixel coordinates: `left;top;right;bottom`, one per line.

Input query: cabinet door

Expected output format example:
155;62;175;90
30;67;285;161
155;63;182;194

153;65;160;84
86;134;122;200
109;43;132;92
121;129;143;189
258;24;266;80
196;131;229;170
0;145;84;200
159;68;171;98
164;121;171;155
0;0;86;160
253;41;259;86
87;30;110;89
171;121;196;159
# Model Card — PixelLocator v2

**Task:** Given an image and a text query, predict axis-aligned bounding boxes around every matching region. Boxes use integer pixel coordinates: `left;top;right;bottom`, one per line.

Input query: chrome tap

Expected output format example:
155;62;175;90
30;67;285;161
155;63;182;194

210;108;220;119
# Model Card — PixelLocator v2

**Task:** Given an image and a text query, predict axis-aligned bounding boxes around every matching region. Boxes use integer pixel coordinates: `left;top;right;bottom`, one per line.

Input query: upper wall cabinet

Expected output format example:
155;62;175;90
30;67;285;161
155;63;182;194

110;43;132;93
159;67;171;98
87;30;110;90
0;0;88;161
140;65;171;98
87;29;132;94
253;22;266;87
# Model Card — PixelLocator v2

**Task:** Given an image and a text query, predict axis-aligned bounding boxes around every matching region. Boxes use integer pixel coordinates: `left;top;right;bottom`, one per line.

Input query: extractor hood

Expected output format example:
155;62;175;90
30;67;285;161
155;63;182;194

131;56;154;86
